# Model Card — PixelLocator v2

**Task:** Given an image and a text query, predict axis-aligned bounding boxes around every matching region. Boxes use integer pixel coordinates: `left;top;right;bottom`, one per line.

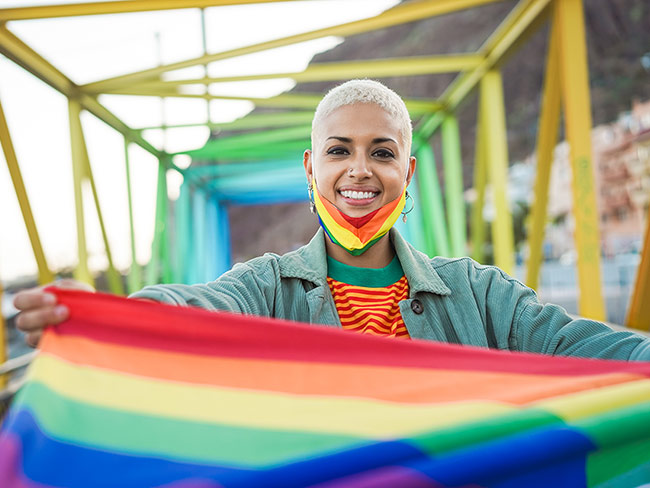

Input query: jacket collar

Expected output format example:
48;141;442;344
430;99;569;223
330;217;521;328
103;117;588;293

279;228;451;296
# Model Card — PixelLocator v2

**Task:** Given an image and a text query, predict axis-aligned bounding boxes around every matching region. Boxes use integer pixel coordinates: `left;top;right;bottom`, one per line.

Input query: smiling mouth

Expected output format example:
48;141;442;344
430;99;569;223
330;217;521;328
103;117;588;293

339;190;379;200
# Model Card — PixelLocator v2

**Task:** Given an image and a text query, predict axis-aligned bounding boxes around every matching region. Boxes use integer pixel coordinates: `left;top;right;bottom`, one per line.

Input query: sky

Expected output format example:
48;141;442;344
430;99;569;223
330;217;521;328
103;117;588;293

0;0;400;284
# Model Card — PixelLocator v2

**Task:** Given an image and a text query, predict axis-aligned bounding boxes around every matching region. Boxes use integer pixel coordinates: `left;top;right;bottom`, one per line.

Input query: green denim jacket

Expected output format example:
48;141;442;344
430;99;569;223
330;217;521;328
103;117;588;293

132;229;650;361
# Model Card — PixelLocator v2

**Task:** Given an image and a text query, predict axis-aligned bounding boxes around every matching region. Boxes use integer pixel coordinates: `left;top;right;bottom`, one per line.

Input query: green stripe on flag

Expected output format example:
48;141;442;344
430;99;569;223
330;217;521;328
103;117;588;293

20;382;369;468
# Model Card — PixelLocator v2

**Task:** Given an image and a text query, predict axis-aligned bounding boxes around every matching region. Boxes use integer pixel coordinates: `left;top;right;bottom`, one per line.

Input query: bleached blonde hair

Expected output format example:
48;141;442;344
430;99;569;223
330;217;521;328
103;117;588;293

311;79;412;154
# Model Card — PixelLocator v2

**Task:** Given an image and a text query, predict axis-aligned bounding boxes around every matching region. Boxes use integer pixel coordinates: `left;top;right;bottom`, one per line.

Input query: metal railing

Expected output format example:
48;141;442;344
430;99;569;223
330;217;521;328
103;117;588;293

0;351;38;416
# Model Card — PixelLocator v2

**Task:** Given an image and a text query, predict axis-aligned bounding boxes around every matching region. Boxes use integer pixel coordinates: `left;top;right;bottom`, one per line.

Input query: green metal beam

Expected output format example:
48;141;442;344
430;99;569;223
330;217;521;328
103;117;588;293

189;125;311;154
441;114;467;257
184;139;308;161
416;143;450;257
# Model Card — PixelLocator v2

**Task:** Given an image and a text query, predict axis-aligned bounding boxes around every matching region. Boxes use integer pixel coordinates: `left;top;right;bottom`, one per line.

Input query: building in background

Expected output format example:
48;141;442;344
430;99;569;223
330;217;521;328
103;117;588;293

528;99;650;260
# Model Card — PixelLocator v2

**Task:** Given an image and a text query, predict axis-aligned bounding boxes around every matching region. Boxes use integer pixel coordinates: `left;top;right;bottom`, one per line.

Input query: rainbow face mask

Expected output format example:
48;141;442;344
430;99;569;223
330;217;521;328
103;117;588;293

312;179;406;255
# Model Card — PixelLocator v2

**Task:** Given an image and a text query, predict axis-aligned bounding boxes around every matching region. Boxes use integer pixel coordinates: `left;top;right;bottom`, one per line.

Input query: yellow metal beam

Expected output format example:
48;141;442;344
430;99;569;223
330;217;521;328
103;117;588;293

627;212;650;331
68;100;94;288
470;99;487;263
0;25;164;162
481;70;515;275
555;0;605;320
107;91;443;113
446;0;551;110
525;14;561;291
119;54;484;91
416;0;551;138
81;126;126;296
0;96;54;285
68;100;125;293
0;1;304;20
83;0;508;93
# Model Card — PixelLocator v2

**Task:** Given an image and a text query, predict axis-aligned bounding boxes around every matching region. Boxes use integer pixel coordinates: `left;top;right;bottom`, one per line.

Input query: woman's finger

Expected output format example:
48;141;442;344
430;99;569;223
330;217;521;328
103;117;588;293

26;331;42;348
15;305;69;333
13;289;56;311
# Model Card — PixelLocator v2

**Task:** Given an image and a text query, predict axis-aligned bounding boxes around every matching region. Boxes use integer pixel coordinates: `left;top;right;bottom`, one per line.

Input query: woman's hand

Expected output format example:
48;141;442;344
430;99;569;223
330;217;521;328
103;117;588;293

13;279;95;347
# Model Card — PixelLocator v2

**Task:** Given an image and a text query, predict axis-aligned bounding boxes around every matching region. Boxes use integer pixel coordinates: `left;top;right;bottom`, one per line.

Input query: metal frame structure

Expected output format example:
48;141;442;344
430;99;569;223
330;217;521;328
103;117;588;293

2;0;648;366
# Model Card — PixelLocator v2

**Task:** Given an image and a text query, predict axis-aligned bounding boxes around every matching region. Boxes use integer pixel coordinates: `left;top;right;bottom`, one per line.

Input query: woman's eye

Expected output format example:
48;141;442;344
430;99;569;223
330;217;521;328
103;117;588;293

327;147;348;155
373;149;395;159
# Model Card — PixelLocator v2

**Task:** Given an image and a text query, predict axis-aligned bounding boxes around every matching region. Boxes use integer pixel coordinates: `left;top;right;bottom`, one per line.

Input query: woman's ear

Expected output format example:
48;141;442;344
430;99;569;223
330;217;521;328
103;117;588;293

303;149;313;183
406;156;416;186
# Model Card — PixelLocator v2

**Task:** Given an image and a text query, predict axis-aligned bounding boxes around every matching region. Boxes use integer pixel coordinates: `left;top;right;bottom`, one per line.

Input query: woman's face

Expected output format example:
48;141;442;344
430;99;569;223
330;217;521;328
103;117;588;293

304;103;416;218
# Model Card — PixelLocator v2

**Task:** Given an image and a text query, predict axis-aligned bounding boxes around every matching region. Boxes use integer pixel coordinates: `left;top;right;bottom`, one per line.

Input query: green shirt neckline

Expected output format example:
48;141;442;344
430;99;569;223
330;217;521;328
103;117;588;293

326;255;404;288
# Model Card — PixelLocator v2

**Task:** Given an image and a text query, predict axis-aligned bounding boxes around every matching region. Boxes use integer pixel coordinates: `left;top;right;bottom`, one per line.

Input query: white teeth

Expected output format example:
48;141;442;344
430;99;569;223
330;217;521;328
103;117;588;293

341;190;376;200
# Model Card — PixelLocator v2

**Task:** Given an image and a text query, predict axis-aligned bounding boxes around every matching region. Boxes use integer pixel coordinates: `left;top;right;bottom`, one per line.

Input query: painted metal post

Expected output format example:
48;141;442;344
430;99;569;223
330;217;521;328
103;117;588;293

404;173;428;253
441;114;467;256
189;187;207;285
470;101;487;263
626;213;650;331
82;130;124;295
124;140;142;294
0;96;54;284
70;101;123;294
173;180;191;284
145;160;170;285
555;0;605;320
68;100;94;288
480;70;515;275
416;143;450;257
393;211;413;244
214;198;232;279
0;278;6;390
394;172;426;252
525;16;561;291
204;196;218;282
160;182;173;285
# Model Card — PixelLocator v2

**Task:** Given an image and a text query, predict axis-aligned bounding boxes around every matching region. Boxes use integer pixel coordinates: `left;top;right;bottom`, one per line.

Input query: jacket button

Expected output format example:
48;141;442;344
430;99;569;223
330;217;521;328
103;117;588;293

411;299;423;315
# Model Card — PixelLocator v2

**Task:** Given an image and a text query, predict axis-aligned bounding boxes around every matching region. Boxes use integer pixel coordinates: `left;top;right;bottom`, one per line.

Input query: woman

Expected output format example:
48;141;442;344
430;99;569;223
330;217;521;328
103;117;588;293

13;80;650;360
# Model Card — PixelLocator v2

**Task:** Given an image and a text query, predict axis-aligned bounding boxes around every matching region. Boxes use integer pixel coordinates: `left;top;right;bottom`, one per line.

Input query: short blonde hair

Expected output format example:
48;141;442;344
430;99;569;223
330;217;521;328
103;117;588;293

311;79;412;153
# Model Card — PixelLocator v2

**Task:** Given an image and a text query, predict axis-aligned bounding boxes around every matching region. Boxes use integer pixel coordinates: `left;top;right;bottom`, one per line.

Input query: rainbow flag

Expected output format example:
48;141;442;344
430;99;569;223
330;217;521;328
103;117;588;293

313;182;406;255
1;289;650;487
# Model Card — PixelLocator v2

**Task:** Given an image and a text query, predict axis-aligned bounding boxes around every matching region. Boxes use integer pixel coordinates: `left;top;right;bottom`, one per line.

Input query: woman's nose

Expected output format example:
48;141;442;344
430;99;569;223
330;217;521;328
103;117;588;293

347;154;372;178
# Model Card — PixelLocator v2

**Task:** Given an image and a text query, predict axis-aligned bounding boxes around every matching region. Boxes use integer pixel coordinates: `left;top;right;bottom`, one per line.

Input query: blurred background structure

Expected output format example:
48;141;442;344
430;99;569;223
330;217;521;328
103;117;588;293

1;0;650;397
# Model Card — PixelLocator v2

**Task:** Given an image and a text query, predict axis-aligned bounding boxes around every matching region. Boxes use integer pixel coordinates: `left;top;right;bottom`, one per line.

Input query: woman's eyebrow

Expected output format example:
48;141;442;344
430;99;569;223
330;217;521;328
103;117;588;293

372;137;397;144
325;136;397;144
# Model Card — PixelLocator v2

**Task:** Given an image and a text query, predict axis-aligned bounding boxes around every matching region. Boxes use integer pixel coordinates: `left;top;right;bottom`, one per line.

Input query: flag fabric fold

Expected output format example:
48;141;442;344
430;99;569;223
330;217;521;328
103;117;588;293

1;289;649;487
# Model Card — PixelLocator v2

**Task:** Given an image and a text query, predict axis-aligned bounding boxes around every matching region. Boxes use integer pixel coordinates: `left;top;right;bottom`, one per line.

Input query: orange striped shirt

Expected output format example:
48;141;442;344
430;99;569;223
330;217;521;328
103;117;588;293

327;256;411;339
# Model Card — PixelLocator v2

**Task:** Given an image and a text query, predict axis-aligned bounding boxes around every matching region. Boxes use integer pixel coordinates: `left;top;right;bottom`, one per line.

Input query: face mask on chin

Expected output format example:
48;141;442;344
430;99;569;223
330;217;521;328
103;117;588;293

312;178;406;255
